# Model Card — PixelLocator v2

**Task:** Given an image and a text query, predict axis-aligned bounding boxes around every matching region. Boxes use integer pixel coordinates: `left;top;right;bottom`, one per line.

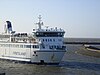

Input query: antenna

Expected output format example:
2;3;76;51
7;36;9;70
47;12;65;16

38;15;42;23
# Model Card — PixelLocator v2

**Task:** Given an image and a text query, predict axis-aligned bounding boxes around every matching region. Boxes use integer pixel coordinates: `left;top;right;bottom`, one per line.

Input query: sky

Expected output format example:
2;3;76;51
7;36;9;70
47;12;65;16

0;0;100;38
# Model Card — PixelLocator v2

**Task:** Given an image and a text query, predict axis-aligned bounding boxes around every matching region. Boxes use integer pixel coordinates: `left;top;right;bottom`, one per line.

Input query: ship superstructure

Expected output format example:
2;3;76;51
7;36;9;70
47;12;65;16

0;15;66;64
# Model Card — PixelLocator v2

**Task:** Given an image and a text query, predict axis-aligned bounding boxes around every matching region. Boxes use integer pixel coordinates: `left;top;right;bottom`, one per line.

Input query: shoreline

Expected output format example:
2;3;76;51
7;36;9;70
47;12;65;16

76;45;100;58
86;48;100;53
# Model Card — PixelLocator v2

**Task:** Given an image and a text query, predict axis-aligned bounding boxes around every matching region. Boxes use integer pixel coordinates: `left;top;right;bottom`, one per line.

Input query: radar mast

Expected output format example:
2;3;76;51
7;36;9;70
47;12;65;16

36;15;43;29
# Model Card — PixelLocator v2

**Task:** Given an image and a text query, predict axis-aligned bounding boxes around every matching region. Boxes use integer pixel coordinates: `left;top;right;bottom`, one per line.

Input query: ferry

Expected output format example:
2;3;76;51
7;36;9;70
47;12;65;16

0;15;66;64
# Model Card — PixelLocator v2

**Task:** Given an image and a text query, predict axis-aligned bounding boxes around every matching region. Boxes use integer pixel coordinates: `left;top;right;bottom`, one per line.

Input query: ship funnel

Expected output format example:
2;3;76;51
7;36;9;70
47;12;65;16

5;21;13;33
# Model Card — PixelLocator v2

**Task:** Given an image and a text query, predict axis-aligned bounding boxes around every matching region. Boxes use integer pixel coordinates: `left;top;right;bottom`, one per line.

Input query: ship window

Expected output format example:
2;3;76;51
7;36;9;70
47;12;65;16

5;44;9;47
43;39;44;41
61;33;62;35
0;44;2;47
54;45;56;48
42;46;45;49
53;39;55;42
36;45;39;48
15;45;19;48
5;44;7;47
25;45;31;48
58;39;62;41
51;46;53;48
32;45;39;48
7;44;9;47
36;33;39;35
58;33;60;35
34;45;37;48
10;44;12;47
2;44;4;47
20;45;23;48
1;44;2;47
33;45;34;48
50;39;52;41
9;44;11;47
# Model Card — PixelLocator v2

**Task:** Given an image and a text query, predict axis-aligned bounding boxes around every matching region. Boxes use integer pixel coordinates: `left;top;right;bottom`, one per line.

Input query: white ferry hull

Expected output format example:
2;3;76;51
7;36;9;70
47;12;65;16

0;46;66;64
30;50;66;64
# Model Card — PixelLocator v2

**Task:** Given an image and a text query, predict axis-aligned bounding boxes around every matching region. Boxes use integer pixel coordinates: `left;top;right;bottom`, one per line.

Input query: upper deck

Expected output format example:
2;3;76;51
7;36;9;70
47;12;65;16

0;15;65;44
32;15;65;37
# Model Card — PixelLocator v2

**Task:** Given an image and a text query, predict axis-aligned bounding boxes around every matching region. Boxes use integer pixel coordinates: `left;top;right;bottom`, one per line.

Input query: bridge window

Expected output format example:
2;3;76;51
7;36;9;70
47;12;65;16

35;32;64;37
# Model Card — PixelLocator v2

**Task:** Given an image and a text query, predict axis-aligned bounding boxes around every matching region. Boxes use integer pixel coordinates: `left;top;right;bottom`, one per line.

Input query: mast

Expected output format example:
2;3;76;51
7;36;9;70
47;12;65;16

36;15;43;29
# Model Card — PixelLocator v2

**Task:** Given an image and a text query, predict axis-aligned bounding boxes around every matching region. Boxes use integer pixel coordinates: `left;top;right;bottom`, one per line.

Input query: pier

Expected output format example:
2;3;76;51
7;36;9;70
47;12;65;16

64;42;100;45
